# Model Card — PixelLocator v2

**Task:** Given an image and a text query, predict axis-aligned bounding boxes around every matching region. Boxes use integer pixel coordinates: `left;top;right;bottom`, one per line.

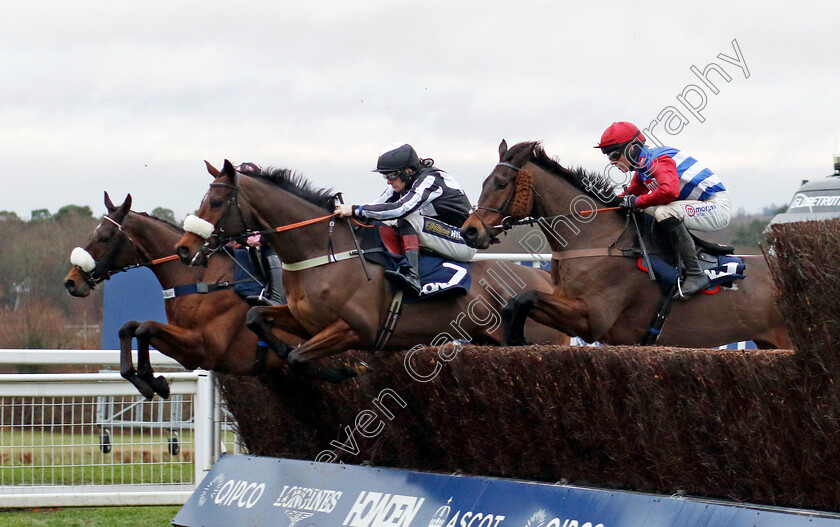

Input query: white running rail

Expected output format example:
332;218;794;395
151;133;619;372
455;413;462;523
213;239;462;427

0;349;231;507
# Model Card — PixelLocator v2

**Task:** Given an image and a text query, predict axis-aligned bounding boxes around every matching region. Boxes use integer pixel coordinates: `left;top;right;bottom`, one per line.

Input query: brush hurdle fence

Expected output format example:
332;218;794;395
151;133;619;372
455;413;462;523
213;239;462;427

0;253;753;510
0;349;241;507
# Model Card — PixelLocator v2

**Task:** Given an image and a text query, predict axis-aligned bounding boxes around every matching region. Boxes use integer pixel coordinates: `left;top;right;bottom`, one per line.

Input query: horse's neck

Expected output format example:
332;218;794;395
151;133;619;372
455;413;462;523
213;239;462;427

533;175;627;252
124;214;200;288
243;183;352;263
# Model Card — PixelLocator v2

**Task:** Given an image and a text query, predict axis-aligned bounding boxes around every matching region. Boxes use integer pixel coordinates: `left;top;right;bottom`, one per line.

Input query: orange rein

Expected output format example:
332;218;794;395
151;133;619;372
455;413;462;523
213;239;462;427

149;254;181;265
266;213;372;234
577;206;623;216
148;214;349;265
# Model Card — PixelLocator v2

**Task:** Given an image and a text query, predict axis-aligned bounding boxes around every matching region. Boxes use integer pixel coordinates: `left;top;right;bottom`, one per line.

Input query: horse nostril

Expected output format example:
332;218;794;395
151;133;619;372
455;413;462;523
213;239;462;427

461;226;477;242
64;279;75;292
175;246;192;262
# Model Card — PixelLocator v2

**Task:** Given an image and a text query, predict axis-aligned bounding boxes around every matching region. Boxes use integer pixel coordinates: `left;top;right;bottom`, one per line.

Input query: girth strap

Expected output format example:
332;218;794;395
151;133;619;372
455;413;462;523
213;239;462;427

641;285;678;345
372;290;405;352
251;341;270;377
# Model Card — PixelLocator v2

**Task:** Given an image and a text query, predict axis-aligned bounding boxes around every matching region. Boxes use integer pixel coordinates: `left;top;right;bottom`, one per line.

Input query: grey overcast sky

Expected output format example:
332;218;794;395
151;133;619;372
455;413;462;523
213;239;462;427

2;1;838;221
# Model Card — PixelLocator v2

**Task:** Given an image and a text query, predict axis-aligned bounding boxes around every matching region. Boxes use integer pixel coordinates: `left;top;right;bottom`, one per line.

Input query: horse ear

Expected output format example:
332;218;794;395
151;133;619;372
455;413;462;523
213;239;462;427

205;160;221;178
112;194;131;222
498;139;508;160
104;191;116;212
222;159;236;178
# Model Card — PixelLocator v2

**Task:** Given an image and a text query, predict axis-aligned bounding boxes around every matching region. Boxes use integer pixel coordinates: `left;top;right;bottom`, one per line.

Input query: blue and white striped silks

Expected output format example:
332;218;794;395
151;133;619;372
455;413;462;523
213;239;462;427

639;146;727;201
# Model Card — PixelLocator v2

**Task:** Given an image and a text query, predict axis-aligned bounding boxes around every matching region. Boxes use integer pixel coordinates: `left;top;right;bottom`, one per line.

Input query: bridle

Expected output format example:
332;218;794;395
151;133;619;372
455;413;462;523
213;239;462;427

203;175;248;252
74;215;179;289
200;175;347;247
196;175;372;271
470;161;535;245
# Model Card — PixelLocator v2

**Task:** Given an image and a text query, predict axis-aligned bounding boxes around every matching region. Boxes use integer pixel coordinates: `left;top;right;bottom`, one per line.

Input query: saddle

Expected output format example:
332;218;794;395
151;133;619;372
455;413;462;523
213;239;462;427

355;221;471;302
628;214;746;295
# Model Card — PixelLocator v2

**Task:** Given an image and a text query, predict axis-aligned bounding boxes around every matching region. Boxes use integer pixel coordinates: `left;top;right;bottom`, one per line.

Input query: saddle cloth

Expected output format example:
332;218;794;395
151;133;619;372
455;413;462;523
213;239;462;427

359;222;471;302
631;214;746;294
637;254;746;295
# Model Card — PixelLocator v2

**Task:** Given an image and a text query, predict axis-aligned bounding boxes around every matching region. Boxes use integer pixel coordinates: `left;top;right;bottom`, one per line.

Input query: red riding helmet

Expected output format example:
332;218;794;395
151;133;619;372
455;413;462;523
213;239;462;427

594;122;646;149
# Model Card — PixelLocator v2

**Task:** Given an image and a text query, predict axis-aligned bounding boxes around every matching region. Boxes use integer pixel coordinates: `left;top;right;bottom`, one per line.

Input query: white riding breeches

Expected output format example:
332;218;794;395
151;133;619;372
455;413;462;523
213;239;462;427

403;213;477;262
646;191;732;232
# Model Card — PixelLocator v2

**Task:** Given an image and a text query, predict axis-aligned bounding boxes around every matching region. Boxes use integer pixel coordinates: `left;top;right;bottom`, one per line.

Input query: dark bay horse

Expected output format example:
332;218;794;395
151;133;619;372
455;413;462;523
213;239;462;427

64;192;299;399
173;160;570;383
460;140;791;349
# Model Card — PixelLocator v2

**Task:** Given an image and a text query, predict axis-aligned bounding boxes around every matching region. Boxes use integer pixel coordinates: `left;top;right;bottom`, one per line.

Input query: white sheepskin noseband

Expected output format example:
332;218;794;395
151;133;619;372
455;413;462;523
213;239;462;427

183;214;215;239
70;247;96;272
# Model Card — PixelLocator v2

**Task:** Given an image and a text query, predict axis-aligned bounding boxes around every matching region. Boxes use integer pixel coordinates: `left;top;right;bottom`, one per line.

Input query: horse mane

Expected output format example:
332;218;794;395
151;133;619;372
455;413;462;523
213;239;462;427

251;167;336;212
504;141;621;206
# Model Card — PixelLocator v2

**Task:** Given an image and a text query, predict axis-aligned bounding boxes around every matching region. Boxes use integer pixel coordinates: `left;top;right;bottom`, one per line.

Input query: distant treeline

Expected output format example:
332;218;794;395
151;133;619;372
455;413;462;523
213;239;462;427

0;205;173;350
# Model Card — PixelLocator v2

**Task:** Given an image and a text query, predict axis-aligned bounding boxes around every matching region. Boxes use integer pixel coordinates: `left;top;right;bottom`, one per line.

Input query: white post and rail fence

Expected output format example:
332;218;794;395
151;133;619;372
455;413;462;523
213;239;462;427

0;349;236;507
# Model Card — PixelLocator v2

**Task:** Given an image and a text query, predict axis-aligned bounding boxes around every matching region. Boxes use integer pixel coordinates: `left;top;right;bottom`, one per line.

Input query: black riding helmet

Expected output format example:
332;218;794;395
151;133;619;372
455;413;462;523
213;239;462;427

372;143;422;182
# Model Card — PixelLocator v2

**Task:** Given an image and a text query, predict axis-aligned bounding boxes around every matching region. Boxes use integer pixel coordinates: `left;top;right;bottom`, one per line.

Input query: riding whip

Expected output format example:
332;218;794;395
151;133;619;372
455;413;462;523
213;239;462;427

623;186;656;282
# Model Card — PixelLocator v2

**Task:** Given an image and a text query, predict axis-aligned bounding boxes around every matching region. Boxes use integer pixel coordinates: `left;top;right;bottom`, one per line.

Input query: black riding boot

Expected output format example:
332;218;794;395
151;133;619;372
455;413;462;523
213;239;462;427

385;248;422;294
245;246;286;306
384;221;422;294
661;217;710;299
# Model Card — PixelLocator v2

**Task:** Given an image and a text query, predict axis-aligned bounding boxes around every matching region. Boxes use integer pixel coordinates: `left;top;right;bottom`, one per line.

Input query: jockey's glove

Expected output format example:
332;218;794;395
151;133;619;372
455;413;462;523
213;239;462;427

620;195;637;209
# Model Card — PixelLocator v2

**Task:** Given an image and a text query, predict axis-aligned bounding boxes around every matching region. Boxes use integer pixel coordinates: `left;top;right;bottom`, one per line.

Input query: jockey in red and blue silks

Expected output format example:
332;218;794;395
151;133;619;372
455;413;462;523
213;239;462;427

596;121;732;299
627;146;731;231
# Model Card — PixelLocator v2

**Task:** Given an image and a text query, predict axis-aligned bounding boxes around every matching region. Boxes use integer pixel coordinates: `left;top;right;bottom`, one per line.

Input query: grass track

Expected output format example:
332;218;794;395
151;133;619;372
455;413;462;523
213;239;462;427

0;505;181;526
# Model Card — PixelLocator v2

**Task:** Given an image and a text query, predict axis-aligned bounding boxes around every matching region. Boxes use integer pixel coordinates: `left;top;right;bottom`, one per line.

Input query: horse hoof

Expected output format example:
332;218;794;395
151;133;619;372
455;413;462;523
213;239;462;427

152;376;171;399
133;380;156;401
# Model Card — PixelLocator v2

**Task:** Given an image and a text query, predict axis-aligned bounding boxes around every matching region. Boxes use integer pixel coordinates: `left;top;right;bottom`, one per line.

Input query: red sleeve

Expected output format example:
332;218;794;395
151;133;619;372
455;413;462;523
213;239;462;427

633;155;680;209
624;173;648;197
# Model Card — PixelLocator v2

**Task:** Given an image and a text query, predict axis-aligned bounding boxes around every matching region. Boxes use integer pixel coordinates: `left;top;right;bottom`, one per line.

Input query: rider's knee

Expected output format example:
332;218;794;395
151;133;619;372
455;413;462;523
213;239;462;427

653;205;683;223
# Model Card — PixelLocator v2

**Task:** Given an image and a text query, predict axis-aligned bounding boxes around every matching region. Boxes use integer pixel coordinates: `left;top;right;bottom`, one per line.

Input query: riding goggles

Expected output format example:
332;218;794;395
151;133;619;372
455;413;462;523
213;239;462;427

382;171;401;181
604;147;625;161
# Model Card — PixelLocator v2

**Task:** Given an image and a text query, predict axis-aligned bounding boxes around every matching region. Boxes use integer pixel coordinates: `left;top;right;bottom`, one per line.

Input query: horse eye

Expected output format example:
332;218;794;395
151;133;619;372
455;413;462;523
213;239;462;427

210;199;224;208
497;181;508;190
97;236;109;243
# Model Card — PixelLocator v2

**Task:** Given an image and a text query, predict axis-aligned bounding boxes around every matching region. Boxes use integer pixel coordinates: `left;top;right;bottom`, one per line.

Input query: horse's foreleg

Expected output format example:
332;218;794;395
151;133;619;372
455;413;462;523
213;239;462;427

287;319;365;384
118;321;155;400
504;291;591;345
135;324;170;400
502;291;539;346
246;305;309;361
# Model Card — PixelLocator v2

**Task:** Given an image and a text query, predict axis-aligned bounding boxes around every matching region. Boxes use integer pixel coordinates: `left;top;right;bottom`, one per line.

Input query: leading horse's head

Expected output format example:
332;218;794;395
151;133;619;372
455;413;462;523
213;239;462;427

64;192;138;297
461;140;623;249
174;160;249;266
461;140;540;249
